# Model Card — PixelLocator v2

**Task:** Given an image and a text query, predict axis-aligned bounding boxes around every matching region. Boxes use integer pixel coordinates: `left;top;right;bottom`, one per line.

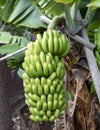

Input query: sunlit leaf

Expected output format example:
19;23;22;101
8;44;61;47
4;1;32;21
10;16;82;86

33;0;64;16
87;0;100;8
53;0;73;4
53;0;81;6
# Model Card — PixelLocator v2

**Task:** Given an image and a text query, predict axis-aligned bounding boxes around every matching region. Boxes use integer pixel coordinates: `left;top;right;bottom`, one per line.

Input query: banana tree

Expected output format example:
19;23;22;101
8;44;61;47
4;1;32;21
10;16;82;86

0;0;100;129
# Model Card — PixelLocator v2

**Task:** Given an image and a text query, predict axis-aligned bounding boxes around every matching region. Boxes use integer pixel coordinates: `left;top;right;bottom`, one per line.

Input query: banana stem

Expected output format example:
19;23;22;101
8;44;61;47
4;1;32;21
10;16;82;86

64;3;77;30
47;14;64;30
85;7;96;24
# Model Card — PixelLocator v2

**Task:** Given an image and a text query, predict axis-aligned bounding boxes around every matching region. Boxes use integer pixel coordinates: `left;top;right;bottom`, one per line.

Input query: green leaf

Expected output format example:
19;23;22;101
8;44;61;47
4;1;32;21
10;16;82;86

53;0;81;6
45;3;64;16
33;0;64;16
13;5;35;24
1;0;46;28
79;0;90;9
90;82;96;94
0;0;6;6
0;32;29;45
0;32;12;44
0;44;20;55
2;0;15;21
20;37;29;48
18;8;47;28
7;0;32;22
66;90;71;100
17;68;25;79
88;20;100;32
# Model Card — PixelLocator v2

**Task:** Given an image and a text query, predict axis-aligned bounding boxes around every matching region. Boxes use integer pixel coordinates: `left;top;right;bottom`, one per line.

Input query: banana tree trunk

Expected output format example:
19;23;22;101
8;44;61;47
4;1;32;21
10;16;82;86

0;60;13;130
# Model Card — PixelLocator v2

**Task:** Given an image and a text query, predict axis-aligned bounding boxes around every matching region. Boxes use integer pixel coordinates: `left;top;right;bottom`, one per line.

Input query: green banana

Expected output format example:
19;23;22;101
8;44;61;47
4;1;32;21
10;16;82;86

38;85;43;96
47;78;52;86
52;60;57;70
44;84;49;95
60;40;70;58
29;64;38;77
34;40;42;54
36;62;43;77
39;110;45;116
24;84;32;93
41;32;48;53
41;77;47;86
30;78;35;85
48;38;54;54
43;102;48;112
48;63;54;74
27;98;37;107
47;94;53;102
50;85;55;94
23;72;30;80
36;115;43;122
30;115;37;122
49;72;56;80
43;62;49;77
36;34;43;51
47;110;52;118
29;54;36;69
28;93;40;102
48;101;52;111
60;104;66;111
25;99;31;107
31;84;38;94
58;37;63;55
40;51;46;64
54;36;59;54
34;77;40;86
37;100;42;110
56;84;61;93
53;79;59;87
49;115;55;122
43;115;48;121
34;54;40;64
54;55;59;64
41;94;46;102
46;54;52;63
53;100;58;111
53;93;58;100
54;109;60;118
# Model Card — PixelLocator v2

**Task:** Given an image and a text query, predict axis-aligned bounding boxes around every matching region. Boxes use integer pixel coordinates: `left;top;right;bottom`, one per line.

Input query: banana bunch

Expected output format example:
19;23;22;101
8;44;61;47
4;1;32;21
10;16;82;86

23;73;66;122
7;58;21;69
94;27;100;69
22;29;70;122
